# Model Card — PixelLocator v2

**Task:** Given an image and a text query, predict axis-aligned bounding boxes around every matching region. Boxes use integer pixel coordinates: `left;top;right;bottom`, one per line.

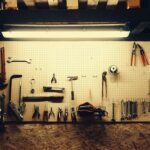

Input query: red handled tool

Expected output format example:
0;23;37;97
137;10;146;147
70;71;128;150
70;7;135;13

136;44;149;66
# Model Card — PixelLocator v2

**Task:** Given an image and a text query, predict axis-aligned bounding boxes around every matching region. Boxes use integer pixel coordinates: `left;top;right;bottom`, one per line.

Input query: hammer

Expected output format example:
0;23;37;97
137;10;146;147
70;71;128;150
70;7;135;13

67;76;78;100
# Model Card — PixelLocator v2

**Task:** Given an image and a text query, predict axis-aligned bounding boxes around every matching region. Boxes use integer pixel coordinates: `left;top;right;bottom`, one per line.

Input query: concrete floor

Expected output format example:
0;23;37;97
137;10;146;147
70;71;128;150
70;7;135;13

0;124;150;150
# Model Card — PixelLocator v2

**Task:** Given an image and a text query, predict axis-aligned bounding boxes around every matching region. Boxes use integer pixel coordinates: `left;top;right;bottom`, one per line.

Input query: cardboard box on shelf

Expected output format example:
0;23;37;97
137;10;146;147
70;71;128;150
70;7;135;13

66;0;78;10
5;0;18;10
127;0;141;9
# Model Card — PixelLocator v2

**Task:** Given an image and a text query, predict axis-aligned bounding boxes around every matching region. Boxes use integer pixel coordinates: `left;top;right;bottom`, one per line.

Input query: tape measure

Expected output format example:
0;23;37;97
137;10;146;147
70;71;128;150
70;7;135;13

109;65;118;75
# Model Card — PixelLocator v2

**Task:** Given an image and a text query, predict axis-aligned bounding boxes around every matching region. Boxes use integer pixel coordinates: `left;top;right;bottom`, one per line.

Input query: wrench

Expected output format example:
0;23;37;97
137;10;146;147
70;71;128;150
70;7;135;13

7;57;32;64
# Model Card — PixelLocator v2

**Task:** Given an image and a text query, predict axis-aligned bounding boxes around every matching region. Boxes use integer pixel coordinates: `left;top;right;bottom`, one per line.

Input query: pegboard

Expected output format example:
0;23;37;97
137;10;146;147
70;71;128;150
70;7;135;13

1;41;150;122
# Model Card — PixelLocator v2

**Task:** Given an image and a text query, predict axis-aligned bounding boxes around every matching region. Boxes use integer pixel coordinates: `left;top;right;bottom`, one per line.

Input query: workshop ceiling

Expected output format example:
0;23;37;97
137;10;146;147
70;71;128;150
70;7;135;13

0;0;150;41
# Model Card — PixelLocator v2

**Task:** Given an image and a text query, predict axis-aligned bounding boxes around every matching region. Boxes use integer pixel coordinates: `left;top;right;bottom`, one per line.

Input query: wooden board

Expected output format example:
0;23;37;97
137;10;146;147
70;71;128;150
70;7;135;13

66;0;78;10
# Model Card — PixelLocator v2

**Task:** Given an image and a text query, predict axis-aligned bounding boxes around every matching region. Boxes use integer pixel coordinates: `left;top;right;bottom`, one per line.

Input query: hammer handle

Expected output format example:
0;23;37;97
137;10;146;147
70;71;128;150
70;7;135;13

71;91;74;100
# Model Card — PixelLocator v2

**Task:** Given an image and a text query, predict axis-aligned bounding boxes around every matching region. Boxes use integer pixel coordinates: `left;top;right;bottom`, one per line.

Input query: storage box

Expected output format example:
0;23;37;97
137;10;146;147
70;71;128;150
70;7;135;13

87;0;99;7
66;0;78;10
48;0;58;6
107;0;119;6
5;0;17;10
24;0;35;7
127;0;141;9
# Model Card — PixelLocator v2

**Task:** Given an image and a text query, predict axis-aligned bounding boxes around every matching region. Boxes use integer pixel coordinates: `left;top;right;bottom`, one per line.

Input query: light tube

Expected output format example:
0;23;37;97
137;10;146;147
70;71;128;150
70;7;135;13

2;29;130;39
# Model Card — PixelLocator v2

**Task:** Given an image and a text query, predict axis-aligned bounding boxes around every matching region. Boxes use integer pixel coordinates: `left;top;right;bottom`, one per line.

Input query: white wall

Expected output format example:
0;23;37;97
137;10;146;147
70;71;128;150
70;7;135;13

1;41;150;121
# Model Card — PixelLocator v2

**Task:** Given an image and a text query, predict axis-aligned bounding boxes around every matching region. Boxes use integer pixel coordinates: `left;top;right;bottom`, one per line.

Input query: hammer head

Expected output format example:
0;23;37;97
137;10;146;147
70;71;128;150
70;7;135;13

67;76;78;81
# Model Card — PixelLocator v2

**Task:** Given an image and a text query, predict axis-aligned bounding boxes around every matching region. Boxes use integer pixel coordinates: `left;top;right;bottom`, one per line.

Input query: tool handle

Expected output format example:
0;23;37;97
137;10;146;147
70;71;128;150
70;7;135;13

130;54;133;66
141;55;145;66
134;55;136;66
71;91;74;100
144;54;149;65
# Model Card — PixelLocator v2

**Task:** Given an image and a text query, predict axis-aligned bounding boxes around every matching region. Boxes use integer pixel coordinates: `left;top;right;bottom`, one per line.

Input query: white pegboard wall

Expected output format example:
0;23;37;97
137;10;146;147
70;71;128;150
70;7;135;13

1;41;150;122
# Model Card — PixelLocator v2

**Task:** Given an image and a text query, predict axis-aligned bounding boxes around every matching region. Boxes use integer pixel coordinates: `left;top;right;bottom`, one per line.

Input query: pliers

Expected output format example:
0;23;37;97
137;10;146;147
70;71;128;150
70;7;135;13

131;42;137;66
51;73;57;83
136;44;149;66
49;107;55;119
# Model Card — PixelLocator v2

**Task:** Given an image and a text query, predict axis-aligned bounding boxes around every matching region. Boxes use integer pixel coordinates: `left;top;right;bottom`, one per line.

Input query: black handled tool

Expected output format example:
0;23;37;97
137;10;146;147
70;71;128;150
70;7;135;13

0;94;5;131
49;107;55;119
64;108;68;123
57;108;63;122
111;102;115;122
30;79;35;94
141;100;146;114
67;76;78;100
43;105;49;122
71;107;77;123
32;105;40;120
102;71;107;100
148;101;150;112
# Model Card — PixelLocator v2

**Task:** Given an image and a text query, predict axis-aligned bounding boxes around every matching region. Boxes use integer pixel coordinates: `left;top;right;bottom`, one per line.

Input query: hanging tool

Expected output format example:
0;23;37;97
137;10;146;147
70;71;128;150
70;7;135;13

8;75;24;121
130;42;149;66
127;101;131;120
0;47;6;82
111;102;115;122
63;108;68;123
18;77;26;115
137;44;149;66
51;73;57;84
49;107;55;119
32;105;40;120
148;101;150;112
43;105;49;122
67;76;78;100
43;86;65;93
141;100;146;114
0;47;7;90
102;71;107;99
57;107;63;122
121;100;125;120
130;42;137;66
148;79;150;96
133;101;138;118
30;79;35;94
7;57;32;64
0;94;5;132
71;107;77;123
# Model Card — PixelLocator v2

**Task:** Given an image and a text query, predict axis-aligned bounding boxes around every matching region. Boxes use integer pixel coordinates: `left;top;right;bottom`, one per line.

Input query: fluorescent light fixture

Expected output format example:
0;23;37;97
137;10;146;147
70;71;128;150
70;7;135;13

2;29;130;39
